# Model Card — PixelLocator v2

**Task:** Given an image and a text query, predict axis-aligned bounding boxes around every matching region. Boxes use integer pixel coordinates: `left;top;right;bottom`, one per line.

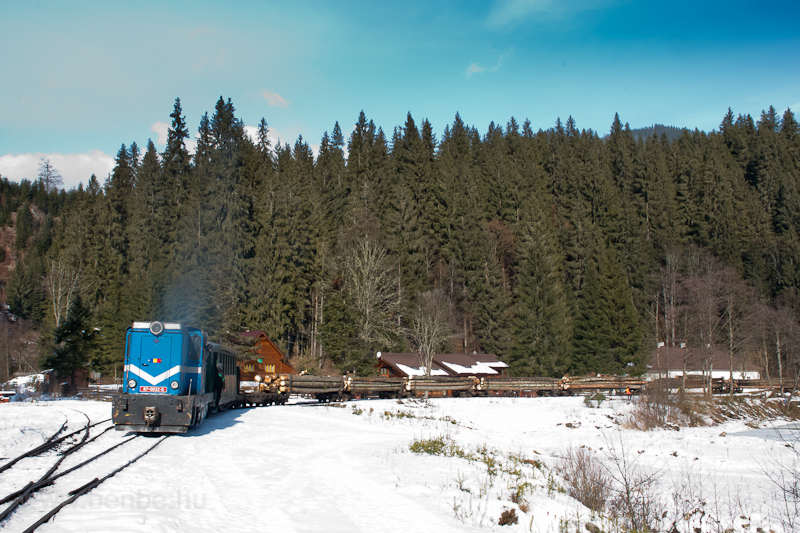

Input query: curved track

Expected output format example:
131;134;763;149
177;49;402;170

0;411;167;532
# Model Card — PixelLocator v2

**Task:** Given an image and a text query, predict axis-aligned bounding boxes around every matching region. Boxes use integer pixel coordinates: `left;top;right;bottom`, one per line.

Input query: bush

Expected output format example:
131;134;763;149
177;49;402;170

584;392;606;408
408;435;466;458
558;447;610;513
623;390;702;430
498;508;518;526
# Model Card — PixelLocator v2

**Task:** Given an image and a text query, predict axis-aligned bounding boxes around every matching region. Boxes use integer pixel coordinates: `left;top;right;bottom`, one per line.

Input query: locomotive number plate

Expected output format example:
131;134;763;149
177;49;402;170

140;386;167;393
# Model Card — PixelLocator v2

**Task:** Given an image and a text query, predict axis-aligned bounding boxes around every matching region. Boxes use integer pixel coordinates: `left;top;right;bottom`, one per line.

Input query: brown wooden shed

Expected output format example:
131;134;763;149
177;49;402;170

238;331;296;375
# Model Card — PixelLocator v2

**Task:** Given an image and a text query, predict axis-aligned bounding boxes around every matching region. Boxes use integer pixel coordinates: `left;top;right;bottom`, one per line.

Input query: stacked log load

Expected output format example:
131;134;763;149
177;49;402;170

477;377;561;394
278;375;343;395
405;376;477;393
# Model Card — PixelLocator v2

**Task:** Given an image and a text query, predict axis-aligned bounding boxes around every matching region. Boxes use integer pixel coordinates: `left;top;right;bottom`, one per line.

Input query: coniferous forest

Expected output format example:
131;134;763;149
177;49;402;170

2;97;800;380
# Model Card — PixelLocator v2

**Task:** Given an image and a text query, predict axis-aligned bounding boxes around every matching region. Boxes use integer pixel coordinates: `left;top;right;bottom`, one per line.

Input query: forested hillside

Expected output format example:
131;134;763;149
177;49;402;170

2;99;799;380
628;124;690;142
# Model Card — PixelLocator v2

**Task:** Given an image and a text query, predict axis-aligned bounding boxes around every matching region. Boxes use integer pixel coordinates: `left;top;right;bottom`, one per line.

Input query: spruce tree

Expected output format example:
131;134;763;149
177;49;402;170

508;197;572;376
571;243;643;375
42;295;97;390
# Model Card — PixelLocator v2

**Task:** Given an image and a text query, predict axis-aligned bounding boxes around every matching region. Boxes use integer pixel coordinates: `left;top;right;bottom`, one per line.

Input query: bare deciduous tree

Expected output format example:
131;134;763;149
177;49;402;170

752;302;778;388
661;244;681;349
773;307;800;405
342;235;403;350
37;158;64;193
680;255;726;396
44;259;82;328
407;288;457;377
0;317;40;379
719;267;757;396
602;432;662;532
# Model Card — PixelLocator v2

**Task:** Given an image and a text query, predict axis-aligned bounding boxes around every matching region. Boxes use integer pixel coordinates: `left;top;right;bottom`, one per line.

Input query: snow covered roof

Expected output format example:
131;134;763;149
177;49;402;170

377;353;508;378
433;354;508;376
440;361;500;375
395;364;449;377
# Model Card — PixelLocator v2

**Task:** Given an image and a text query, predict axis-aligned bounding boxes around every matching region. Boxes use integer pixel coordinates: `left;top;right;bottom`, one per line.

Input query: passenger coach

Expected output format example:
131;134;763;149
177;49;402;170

112;321;238;433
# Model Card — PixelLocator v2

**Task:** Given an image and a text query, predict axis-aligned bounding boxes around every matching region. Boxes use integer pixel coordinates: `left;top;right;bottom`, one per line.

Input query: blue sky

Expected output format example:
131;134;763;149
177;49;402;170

2;0;799;190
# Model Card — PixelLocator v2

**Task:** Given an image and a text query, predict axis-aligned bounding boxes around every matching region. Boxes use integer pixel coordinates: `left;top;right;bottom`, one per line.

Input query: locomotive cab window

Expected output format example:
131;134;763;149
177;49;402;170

189;335;202;363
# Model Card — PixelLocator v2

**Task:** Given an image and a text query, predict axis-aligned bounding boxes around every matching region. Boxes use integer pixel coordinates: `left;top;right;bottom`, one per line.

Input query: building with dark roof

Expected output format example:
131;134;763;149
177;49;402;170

648;345;760;380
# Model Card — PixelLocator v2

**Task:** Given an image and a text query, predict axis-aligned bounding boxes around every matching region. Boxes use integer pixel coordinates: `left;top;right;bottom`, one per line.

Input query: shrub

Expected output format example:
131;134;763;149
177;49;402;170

499;508;518;526
623;391;699;430
558;447;610;513
584;392;606;408
408;435;466;457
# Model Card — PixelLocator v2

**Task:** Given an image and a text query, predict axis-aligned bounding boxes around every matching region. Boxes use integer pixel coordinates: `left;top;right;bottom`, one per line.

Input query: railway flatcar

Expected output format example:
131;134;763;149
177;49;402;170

112;322;239;433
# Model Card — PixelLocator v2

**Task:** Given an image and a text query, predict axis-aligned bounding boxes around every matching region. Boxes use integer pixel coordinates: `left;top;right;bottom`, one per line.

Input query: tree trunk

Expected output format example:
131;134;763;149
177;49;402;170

728;311;735;398
763;332;772;388
681;346;687;392
784;372;799;409
776;331;784;395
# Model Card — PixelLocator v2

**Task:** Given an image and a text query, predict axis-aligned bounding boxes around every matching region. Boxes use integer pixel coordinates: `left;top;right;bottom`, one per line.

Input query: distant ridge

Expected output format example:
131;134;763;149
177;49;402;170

629;124;692;142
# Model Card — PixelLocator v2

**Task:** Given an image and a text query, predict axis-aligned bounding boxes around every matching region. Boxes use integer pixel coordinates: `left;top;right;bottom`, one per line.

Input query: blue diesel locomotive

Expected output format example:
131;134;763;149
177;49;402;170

112;321;239;433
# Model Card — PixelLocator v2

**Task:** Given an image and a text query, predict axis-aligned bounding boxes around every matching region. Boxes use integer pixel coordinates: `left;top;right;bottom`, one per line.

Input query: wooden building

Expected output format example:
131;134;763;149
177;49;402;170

238;331;296;376
648;345;760;380
42;368;91;395
376;352;509;378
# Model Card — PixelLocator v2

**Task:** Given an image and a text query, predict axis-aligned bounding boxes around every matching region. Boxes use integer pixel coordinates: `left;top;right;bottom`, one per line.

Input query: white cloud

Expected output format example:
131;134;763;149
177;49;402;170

466;62;486;78
466;47;514;78
186;136;198;156
151;121;169;146
0;152;115;191
243;125;281;149
261;91;291;108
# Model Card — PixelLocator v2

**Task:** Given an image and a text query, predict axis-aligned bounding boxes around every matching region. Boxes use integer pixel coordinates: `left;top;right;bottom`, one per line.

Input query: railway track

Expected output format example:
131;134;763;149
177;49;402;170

0;413;168;532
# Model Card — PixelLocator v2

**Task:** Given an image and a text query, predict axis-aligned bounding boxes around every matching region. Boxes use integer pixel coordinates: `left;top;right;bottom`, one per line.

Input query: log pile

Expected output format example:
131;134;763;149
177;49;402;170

278;375;343;394
735;379;794;393
405;377;477;393
345;377;402;393
562;376;647;391
647;376;726;391
477;377;561;393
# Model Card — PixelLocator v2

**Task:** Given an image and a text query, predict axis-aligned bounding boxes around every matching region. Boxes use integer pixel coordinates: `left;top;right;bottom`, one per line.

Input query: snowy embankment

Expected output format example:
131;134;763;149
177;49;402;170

0;395;796;533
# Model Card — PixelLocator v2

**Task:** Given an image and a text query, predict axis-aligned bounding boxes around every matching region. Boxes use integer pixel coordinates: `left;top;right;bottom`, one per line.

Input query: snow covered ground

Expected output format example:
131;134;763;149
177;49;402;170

0;395;797;533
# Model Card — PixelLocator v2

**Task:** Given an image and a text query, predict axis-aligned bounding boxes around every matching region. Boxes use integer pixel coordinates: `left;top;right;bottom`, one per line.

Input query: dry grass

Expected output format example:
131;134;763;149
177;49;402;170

558;446;610;513
498;508;518;526
622;393;696;430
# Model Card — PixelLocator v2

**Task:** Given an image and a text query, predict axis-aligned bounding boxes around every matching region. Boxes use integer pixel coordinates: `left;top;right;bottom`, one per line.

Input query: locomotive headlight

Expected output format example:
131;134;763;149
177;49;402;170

127;379;136;389
170;380;180;390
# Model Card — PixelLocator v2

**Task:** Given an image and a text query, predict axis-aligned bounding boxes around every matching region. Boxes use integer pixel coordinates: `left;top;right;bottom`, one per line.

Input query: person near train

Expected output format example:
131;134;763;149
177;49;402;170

214;362;225;410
